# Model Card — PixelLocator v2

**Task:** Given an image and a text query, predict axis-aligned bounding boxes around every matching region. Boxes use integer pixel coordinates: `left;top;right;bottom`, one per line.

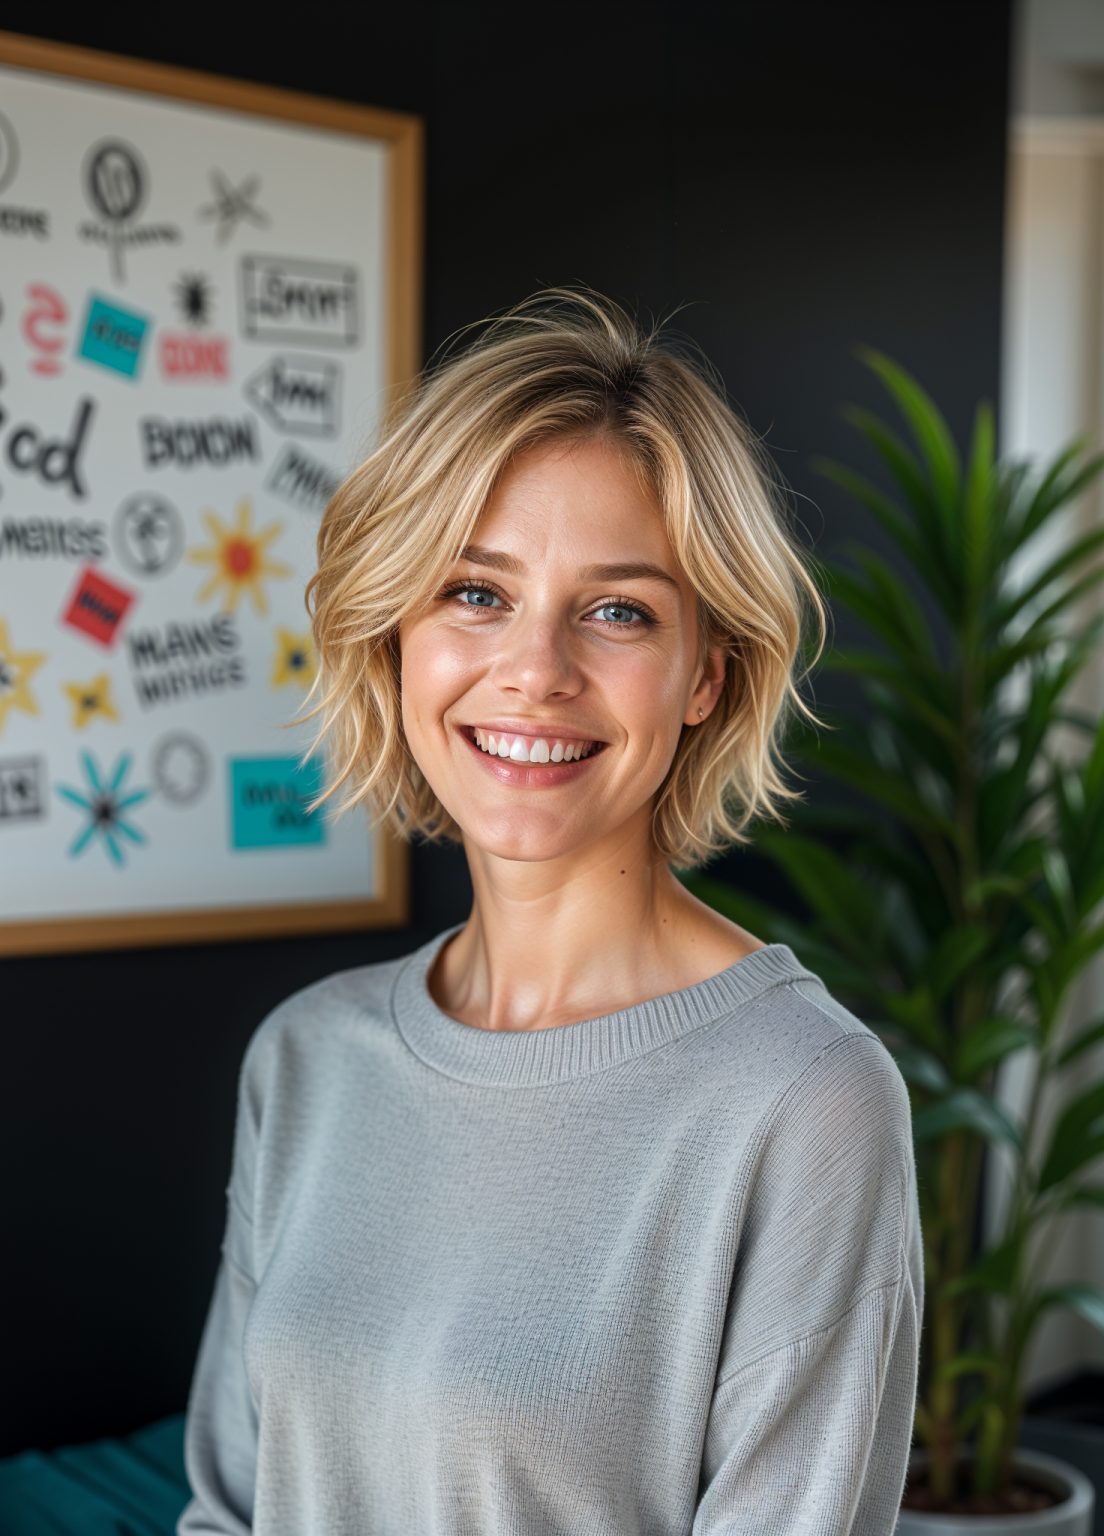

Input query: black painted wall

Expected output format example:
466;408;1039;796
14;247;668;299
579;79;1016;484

2;0;1013;1455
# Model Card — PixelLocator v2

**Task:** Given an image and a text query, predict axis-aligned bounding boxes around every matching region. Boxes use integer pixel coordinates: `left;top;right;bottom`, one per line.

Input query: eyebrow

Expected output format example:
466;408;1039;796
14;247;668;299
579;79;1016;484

456;544;680;592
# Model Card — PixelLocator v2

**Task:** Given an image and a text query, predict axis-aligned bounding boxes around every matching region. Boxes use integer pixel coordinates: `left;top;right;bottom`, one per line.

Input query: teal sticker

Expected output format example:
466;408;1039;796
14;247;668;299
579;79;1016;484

230;755;326;848
78;294;149;378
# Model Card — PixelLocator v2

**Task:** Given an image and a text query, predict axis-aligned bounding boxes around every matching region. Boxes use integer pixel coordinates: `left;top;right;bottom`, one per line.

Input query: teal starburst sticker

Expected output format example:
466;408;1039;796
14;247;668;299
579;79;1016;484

56;750;152;865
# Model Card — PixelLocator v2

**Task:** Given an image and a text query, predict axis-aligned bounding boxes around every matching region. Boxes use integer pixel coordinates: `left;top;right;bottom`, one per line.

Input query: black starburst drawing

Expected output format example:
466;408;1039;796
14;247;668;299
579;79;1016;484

56;751;151;866
172;270;214;327
197;170;270;244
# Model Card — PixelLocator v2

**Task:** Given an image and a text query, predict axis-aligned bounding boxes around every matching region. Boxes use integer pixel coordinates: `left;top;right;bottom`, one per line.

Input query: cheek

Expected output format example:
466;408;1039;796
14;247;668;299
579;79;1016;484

400;627;479;703
615;649;685;711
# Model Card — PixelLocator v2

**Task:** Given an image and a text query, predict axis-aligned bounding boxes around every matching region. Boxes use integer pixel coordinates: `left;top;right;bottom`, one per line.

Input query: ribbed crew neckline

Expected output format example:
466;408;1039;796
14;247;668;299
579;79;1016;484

391;921;821;1087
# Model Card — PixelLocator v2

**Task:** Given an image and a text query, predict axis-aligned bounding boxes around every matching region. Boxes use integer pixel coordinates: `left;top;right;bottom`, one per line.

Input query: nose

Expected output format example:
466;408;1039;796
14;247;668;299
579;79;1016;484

486;611;584;699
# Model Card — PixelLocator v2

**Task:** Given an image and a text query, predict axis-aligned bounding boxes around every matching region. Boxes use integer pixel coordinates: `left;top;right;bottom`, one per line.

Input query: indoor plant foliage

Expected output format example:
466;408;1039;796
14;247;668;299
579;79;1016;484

681;353;1104;1514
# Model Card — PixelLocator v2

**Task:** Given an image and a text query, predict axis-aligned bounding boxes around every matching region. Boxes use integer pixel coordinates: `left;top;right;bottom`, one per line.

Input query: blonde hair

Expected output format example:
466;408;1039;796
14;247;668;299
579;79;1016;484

293;284;829;873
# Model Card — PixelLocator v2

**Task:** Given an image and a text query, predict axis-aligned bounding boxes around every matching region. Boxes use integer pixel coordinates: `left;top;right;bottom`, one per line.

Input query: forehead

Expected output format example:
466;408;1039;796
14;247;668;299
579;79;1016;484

473;435;675;568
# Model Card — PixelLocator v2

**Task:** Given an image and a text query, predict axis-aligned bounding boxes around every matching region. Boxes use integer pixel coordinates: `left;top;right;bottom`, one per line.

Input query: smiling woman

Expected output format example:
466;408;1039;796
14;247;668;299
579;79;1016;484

176;286;924;1536
296;286;830;870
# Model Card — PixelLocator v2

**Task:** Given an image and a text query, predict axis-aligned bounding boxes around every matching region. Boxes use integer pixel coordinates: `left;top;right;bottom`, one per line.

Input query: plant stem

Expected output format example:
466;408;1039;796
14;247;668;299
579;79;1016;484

925;1127;968;1500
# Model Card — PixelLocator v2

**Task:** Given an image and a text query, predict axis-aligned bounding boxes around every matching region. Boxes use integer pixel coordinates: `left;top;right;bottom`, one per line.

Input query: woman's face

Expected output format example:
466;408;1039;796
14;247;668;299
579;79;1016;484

397;433;721;866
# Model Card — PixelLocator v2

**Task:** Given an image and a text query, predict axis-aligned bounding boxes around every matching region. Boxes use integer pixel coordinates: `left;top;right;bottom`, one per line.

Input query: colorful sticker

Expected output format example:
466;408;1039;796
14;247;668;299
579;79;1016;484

77;293;150;379
230;754;326;848
61;565;136;647
187;497;291;616
0;618;47;734
55;749;151;865
63;671;120;729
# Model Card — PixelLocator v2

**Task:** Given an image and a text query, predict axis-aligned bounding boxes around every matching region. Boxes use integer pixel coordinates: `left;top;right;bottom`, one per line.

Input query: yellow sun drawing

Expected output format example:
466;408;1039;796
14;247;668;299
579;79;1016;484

0;619;48;735
187;497;293;616
63;673;121;729
271;628;317;688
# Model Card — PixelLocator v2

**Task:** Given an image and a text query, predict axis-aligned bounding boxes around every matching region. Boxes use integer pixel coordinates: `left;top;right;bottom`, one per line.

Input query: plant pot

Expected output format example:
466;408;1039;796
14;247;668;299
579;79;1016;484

895;1446;1095;1535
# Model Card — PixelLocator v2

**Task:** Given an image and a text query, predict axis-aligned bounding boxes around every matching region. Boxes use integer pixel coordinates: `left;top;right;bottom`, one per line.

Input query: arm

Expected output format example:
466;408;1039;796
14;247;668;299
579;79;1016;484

177;1027;268;1536
693;1029;925;1535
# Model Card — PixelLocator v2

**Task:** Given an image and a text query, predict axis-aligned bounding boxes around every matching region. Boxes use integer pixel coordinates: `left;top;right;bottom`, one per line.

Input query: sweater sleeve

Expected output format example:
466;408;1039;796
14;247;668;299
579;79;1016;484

692;1026;925;1536
177;1025;268;1536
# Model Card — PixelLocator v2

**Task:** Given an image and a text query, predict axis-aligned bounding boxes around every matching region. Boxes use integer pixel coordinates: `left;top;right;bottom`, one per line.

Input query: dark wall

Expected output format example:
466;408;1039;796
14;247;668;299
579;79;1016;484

2;0;1013;1455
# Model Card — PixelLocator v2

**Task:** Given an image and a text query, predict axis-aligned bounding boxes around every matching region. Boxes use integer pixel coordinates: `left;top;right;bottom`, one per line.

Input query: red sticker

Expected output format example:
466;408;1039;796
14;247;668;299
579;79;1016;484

61;565;137;647
159;333;229;380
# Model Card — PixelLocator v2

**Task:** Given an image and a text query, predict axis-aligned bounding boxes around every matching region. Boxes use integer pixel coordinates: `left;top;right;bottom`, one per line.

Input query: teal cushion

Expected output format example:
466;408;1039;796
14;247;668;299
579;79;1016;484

0;1413;190;1535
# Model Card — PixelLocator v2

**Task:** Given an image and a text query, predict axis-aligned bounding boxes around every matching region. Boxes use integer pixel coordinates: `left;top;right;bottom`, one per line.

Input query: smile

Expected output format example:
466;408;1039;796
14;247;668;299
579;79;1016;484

456;725;609;786
467;725;602;762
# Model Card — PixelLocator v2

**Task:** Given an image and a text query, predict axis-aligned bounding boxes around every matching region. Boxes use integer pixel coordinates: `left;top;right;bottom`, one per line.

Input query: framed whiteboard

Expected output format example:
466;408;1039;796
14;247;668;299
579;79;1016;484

0;32;420;955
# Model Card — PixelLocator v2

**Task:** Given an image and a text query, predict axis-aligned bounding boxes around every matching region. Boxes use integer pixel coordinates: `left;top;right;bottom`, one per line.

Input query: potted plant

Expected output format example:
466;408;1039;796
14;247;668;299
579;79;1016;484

679;352;1104;1532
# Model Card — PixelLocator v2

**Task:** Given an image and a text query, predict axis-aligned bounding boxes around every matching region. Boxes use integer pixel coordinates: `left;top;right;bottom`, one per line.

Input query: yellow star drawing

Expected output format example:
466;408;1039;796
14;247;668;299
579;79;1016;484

271;627;317;688
187;496;293;617
63;672;121;729
0;619;48;735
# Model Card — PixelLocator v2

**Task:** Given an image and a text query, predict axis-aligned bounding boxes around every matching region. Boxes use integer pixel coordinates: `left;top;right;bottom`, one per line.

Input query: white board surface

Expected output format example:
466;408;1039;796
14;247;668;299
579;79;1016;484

0;57;394;929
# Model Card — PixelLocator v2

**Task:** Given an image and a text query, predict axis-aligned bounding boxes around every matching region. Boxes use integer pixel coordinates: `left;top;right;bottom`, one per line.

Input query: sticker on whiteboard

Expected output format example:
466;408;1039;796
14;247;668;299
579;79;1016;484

0;110;49;241
239;255;359;347
150;732;209;806
243;355;341;436
230;755;326;848
139;414;259;471
61;565;137;648
0;617;48;734
271;628;316;689
128;614;246;708
0;514;106;562
0;755;45;821
55;748;151;866
112;493;184;578
0;372;96;500
77;293;151;380
62;671;120;729
171;270;217;327
158;332;230;381
196;170;270;245
264;443;341;515
23;284;70;376
186;497;292;615
78;138;181;284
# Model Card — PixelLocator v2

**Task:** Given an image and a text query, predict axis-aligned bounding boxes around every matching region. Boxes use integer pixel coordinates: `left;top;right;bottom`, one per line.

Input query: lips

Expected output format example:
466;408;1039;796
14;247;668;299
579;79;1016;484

456;725;608;782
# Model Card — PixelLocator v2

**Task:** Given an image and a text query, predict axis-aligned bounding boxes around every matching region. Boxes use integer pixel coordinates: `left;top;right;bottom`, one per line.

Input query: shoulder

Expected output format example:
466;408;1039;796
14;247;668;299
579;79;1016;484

236;944;415;1097
734;975;917;1257
697;965;911;1138
757;974;913;1159
768;975;910;1119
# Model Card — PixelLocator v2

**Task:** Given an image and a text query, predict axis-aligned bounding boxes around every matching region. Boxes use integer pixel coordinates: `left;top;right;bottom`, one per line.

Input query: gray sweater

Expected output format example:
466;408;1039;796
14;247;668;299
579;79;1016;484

178;922;924;1535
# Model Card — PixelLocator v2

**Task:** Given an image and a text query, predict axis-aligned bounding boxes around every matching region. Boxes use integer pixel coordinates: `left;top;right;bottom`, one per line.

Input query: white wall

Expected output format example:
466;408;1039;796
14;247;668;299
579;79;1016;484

991;0;1104;1393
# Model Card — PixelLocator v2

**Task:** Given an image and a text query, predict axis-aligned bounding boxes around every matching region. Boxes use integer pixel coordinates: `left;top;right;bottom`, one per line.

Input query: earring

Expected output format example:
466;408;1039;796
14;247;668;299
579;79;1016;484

697;708;704;718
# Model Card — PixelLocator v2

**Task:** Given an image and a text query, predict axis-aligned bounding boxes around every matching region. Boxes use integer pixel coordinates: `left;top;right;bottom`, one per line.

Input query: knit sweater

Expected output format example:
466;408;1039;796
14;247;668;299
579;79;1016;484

177;921;925;1536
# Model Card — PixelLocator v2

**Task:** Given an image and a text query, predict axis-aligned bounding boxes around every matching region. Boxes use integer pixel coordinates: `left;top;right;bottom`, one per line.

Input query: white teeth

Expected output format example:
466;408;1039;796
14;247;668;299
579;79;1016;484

472;729;596;764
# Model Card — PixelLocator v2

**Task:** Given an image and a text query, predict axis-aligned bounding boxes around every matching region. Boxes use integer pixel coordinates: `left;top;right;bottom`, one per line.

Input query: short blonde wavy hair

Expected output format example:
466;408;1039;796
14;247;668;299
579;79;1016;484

294;285;829;873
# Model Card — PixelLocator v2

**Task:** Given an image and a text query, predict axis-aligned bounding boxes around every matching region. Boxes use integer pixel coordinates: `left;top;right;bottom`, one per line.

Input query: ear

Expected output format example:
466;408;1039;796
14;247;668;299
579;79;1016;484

685;638;728;726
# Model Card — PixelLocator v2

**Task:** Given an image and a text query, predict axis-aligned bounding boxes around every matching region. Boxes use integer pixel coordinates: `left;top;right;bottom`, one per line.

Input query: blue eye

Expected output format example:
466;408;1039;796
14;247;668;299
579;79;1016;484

454;580;497;605
437;577;656;629
592;601;649;627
